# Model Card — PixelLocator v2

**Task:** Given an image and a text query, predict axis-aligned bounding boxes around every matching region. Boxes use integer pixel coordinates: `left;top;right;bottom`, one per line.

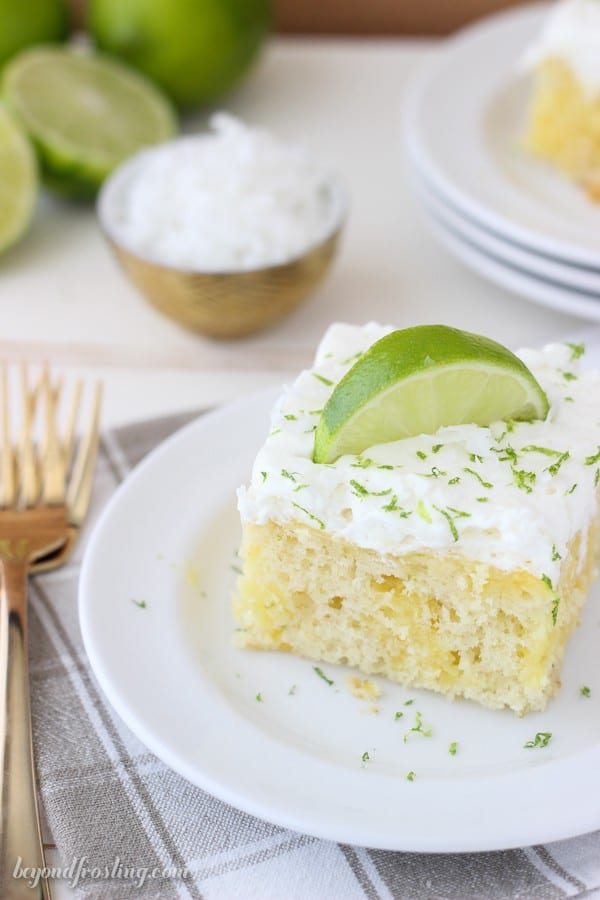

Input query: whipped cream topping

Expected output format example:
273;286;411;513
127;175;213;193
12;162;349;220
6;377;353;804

522;0;600;97
238;323;600;581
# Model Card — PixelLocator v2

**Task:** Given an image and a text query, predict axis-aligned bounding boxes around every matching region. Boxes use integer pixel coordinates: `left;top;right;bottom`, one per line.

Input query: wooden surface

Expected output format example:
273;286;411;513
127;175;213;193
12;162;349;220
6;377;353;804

275;0;545;35
68;0;544;36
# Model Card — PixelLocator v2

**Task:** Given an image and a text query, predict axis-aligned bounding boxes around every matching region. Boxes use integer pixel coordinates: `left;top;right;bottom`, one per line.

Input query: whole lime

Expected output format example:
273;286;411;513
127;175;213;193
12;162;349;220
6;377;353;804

0;0;69;68
89;0;271;109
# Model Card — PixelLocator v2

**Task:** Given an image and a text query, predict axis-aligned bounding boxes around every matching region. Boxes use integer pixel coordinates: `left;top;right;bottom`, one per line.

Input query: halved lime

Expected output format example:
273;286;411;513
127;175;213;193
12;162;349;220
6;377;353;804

313;325;549;464
2;46;177;199
0;103;37;253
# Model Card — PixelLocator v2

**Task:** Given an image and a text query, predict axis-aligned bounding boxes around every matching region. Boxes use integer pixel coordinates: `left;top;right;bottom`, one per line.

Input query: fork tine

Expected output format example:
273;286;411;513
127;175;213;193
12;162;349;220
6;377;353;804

62;378;82;468
19;362;40;507
38;369;61;459
40;365;66;506
1;364;16;507
66;382;103;526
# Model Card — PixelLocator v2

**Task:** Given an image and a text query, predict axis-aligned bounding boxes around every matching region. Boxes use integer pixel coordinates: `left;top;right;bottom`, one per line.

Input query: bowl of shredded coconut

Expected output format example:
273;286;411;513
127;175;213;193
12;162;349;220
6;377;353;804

97;114;347;338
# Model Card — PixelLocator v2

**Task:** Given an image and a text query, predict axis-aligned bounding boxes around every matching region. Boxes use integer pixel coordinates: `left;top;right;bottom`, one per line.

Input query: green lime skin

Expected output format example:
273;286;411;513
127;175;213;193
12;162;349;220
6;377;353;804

313;325;550;464
89;0;272;109
0;103;38;253
0;0;69;69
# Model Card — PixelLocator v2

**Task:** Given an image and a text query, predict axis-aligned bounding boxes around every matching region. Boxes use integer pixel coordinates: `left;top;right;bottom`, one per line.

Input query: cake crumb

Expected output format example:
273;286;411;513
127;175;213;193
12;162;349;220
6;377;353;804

346;676;381;701
359;704;380;716
185;564;199;586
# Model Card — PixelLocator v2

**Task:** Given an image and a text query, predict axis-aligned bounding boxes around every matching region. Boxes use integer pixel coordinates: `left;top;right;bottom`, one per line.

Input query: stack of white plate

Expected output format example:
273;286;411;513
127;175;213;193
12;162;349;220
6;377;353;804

405;4;600;321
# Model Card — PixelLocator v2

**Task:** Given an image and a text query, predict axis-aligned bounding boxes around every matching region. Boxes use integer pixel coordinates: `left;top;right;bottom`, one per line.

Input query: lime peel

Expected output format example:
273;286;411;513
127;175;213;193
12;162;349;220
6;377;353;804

0;103;37;253
313;325;549;464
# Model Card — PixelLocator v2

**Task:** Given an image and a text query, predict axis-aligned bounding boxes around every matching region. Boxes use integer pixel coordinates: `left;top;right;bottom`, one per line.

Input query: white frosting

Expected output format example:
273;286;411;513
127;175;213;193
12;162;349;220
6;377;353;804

238;323;600;581
522;0;600;96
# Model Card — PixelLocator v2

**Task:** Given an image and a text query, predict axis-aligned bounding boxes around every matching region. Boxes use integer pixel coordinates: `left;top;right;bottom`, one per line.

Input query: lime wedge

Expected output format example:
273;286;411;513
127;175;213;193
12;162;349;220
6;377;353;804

2;46;177;199
0;103;37;253
313;325;549;464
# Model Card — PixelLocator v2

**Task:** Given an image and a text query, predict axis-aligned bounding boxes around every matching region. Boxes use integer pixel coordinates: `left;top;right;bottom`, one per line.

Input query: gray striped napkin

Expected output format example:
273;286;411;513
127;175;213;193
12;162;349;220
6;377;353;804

19;412;600;898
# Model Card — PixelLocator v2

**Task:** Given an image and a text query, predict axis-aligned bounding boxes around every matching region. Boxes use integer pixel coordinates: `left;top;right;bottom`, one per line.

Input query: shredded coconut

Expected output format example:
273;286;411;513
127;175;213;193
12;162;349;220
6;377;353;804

103;113;344;271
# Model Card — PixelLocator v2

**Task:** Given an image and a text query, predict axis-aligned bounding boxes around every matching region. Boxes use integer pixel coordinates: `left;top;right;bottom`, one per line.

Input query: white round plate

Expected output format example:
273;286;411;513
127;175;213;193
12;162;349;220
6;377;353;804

80;389;600;852
405;4;600;268
416;168;600;296
420;190;600;322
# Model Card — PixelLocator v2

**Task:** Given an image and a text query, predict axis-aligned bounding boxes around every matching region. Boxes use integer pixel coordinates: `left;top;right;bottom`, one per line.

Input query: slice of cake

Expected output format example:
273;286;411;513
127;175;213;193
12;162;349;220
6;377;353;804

522;0;600;201
235;323;600;714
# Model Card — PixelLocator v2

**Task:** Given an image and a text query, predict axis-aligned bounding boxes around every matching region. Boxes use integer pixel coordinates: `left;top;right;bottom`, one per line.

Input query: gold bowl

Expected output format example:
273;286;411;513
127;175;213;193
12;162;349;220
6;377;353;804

97;152;347;340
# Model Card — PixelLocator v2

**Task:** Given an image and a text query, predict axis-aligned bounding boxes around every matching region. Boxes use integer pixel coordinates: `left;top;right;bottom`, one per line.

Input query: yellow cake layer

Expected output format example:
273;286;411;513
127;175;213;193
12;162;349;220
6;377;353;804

234;514;600;714
524;58;600;201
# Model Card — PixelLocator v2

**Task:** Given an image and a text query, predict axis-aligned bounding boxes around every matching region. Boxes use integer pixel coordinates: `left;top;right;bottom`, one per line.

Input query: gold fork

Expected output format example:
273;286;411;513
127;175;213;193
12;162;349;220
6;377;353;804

0;364;102;900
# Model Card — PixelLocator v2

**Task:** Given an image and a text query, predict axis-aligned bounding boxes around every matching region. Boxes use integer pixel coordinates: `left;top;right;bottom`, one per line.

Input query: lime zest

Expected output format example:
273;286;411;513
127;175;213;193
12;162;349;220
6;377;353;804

522;445;563;457
546;452;570;477
566;342;585;360
524;732;552;749
403;711;432;742
542;574;560;626
351;457;374;469
281;468;301;482
416;499;432;523
314;666;334;686
381;495;412;517
350;479;392;498
313;373;334;387
130;597;147;609
585;447;600;465
434;505;471;542
463;467;493;489
512;468;536;493
292;501;325;530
